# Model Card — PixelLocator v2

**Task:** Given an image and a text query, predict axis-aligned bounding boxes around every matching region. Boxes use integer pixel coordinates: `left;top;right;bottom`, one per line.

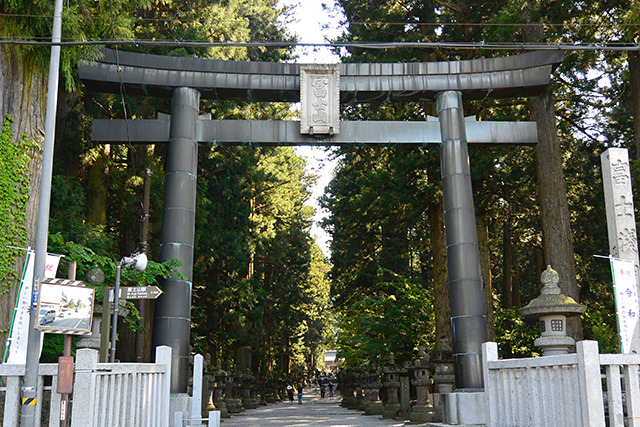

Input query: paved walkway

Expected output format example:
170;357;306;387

219;388;406;427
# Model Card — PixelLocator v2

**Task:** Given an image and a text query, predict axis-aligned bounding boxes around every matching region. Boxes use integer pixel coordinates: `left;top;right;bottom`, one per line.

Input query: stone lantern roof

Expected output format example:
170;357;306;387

519;265;586;318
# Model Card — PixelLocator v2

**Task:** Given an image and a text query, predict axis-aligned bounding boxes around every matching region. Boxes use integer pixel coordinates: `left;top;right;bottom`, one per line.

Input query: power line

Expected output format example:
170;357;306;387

0;38;638;51
2;11;640;29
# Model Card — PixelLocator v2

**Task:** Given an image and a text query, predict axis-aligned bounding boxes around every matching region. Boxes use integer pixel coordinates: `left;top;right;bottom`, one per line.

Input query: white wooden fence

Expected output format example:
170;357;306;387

483;340;640;427
1;346;171;427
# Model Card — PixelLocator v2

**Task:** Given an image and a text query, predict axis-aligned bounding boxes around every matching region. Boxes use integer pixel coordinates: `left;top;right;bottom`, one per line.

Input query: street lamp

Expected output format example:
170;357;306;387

109;253;147;363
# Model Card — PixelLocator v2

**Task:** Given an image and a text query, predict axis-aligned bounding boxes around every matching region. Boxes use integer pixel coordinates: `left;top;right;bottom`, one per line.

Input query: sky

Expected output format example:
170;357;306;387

278;0;344;257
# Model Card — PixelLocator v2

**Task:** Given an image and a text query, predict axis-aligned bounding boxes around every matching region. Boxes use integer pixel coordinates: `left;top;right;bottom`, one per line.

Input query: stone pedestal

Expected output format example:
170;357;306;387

441;391;486;425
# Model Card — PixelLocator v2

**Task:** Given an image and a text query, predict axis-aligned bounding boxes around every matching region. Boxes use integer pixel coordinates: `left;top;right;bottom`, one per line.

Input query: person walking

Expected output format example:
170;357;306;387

297;384;303;404
287;385;294;404
328;382;334;398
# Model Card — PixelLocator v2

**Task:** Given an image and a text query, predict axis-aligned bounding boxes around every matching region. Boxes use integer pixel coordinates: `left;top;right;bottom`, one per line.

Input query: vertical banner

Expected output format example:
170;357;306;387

5;251;62;364
611;258;639;353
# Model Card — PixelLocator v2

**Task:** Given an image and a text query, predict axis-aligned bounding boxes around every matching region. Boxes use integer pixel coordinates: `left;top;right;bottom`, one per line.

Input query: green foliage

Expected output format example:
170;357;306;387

1;0;152;90
336;271;434;367
0;115;37;300
493;309;540;358
583;307;620;354
192;146;331;376
39;236;183;361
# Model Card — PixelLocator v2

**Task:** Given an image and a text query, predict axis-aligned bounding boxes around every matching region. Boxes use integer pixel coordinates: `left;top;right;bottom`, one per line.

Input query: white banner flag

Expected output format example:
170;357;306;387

6;251;62;364
611;258;640;353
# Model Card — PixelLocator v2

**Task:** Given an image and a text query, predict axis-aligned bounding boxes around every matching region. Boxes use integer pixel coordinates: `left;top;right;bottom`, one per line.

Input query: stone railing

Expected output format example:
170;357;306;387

483;340;617;427
1;346;171;427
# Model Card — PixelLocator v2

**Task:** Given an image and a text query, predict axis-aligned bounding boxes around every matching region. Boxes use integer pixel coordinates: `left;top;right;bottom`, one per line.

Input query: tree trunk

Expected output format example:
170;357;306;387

522;6;582;341
502;208;513;309
529;92;582;339
427;194;451;352
629;52;640;159
512;245;521;309
477;214;495;341
0;45;46;353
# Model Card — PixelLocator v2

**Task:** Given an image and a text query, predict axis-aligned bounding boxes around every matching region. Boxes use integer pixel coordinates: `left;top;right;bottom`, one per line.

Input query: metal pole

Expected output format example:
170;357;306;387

436;91;488;390
21;0;64;424
152;87;200;393
99;287;112;362
136;168;152;362
59;262;76;427
109;264;122;363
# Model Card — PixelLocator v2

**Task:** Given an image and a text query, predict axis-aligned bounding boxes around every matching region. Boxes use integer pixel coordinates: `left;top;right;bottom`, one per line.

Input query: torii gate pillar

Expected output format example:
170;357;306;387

437;91;488;391
152;87;200;392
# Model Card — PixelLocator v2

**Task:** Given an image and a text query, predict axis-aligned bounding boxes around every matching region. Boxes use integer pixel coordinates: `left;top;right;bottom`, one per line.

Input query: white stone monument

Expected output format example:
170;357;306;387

601;147;640;352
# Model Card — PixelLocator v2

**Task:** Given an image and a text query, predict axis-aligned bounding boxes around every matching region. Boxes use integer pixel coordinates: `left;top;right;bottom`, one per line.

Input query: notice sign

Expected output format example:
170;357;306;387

611;258;640;353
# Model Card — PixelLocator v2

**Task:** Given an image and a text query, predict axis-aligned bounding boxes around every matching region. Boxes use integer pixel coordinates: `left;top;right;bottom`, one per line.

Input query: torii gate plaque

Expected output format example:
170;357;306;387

80;50;563;412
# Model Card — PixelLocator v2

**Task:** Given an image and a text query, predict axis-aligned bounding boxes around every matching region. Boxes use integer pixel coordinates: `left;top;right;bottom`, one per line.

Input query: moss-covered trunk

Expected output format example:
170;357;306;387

0;45;46;353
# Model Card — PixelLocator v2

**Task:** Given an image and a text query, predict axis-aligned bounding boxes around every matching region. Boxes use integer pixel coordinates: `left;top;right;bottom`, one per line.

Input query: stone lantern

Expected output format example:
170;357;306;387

519;265;587;356
382;353;404;419
410;346;437;423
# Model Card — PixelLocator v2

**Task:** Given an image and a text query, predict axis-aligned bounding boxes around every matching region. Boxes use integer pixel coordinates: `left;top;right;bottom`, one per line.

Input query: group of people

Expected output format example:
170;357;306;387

286;384;304;404
286;381;334;405
319;381;334;399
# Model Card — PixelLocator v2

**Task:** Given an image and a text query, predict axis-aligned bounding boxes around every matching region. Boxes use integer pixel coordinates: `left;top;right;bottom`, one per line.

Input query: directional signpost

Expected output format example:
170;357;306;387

118;286;163;300
100;285;163;362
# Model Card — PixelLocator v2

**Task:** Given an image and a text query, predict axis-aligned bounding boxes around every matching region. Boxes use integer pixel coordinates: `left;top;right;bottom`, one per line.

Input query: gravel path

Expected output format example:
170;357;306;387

218;387;407;427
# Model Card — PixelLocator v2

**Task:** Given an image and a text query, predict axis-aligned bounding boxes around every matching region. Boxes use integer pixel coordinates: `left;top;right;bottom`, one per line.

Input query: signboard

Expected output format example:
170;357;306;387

57;356;74;394
611;258;640;353
118;285;163;300
300;65;340;135
35;280;94;335
6;251;63;364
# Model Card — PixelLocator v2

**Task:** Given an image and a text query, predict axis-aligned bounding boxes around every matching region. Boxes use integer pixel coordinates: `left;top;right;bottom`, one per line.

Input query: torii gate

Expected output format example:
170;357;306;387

79;49;563;419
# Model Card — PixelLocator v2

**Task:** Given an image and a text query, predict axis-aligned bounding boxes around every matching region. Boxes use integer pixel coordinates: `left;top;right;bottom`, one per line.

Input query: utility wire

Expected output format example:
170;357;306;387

2;11;640;28
0;39;638;51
